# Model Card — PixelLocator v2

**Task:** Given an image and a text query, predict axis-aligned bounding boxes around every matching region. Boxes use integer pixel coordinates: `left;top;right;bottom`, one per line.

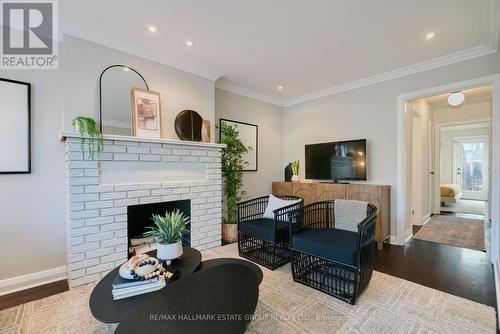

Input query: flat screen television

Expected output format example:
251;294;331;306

305;139;366;181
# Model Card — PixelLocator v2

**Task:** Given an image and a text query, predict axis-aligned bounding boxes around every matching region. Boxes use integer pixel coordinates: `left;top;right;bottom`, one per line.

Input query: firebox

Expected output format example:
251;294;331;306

127;200;191;257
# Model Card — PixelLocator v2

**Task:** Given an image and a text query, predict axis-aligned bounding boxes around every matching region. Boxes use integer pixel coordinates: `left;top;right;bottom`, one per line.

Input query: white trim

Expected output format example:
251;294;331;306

284;46;495;107
60;131;226;149
218;44;496;108
215;80;285;106
422;213;431;225
494;261;500;328
389;236;400;244
432;120;492;213
396;74;500;263
440;122;490;132
0;266;67;296
61;32;223;82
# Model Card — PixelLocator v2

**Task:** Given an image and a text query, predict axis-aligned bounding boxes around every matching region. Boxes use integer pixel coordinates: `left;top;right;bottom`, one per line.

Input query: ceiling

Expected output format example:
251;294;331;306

412;85;493;108
61;0;499;105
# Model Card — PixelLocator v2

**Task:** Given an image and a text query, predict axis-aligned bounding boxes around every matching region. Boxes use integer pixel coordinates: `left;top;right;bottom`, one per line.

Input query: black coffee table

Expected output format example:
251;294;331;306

115;262;261;334
196;258;263;284
89;246;201;323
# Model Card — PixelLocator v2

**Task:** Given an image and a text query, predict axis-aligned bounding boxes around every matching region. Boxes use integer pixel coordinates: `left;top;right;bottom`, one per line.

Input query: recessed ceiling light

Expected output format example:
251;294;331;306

186;40;194;47
148;25;158;33
448;92;465;106
277;86;283;90
425;32;435;40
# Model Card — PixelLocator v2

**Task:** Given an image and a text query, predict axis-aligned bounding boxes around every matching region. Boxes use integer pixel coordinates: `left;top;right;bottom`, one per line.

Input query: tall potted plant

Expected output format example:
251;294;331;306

218;123;248;243
144;210;190;264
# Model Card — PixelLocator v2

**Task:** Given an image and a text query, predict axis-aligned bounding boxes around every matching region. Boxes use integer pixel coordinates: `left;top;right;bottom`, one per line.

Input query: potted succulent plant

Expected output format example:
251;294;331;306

144;210;190;264
218;123;249;244
72;116;103;160
291;160;300;182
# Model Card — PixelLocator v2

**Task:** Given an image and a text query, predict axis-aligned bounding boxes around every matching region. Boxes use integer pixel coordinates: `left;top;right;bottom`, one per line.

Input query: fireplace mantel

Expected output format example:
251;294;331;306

60;131;226;149
63;131;223;287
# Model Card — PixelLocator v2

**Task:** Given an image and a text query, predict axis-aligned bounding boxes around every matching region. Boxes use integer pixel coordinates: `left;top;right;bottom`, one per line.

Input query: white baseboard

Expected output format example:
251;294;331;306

494;261;500;328
422;214;431;225
0;266;67;296
405;230;413;245
389;236;403;245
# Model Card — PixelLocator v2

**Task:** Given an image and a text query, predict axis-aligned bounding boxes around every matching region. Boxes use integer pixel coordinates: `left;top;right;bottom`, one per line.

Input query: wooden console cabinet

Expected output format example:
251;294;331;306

272;182;390;250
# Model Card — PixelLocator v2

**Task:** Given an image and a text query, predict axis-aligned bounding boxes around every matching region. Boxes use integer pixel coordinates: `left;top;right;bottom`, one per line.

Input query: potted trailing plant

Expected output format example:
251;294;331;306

144;209;190;264
291;160;300;182
218;123;249;244
72;116;104;160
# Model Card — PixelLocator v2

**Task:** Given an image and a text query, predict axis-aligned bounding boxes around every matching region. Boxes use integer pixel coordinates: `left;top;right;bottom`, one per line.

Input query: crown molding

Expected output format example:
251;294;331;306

284;45;496;107
61;29;224;81
215;79;285;106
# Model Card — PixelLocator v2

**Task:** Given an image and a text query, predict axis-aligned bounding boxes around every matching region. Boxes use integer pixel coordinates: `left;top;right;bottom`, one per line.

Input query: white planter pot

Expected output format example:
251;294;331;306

157;240;183;264
291;175;300;182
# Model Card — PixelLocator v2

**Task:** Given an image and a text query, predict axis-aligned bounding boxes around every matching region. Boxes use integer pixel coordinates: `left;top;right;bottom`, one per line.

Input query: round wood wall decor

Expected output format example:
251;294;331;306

174;110;203;141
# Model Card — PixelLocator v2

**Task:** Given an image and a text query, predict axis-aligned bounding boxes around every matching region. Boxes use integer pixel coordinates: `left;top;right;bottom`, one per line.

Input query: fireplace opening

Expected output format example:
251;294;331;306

127;199;191;257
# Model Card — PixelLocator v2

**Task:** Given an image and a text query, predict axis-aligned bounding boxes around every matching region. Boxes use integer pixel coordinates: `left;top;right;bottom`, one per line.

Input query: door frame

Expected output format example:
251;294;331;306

396;74;500;264
452;135;489;200
433;120;491;213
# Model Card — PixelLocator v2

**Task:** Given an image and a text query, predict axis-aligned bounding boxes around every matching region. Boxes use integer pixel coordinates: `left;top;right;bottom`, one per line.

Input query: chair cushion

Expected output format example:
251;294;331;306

292;228;358;265
334;200;368;232
263;194;300;220
239;218;289;241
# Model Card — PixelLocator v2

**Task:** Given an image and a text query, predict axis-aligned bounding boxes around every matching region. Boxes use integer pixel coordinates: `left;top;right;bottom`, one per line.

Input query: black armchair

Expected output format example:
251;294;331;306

237;195;304;270
288;200;377;304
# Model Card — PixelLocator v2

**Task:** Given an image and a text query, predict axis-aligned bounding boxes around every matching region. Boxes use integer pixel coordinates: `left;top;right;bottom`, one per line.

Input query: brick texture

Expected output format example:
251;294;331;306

65;137;223;287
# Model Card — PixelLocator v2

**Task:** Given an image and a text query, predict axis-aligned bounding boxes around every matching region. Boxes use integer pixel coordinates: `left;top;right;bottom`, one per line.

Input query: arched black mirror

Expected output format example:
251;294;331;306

99;65;149;135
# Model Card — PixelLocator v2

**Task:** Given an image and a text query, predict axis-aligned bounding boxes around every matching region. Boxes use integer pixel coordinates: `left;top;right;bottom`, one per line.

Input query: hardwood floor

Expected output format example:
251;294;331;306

0;280;69;311
374;237;496;308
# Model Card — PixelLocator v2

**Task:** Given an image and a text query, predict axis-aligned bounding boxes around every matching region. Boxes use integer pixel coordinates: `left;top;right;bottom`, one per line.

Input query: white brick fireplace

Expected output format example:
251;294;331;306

61;132;224;287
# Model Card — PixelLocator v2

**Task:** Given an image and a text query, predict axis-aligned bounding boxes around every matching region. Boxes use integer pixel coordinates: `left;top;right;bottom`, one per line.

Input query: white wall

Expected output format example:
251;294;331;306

0;63;66;281
283;52;500;237
0;35;216;287
433;100;492;124
215;88;284;199
63;35;216;140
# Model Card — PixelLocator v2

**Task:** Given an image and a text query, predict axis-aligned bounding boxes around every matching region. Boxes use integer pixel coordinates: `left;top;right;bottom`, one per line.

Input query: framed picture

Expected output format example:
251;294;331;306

0;78;31;174
131;88;162;138
220;119;258;171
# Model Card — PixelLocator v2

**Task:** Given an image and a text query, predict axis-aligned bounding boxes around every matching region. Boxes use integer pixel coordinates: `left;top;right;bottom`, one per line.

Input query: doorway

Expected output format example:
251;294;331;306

396;75;500;262
453;135;489;201
407;86;492;252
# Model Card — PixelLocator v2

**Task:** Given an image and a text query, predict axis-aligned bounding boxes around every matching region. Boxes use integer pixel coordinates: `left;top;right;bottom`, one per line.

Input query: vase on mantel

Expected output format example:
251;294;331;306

291;175;300;182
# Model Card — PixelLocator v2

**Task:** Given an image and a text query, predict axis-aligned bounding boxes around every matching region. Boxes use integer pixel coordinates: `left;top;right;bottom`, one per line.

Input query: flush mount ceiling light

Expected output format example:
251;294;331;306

186;40;194;47
148;25;158;33
277;86;283;91
425;32;435;40
448;91;465;106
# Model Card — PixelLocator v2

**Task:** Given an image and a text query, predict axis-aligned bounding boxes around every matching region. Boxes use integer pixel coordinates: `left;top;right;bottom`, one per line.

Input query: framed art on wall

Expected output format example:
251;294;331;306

0;78;31;174
131;88;162;139
220;119;258;171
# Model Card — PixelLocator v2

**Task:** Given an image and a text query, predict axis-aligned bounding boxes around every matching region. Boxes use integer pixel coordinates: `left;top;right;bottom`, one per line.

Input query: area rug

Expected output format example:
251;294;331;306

0;244;495;334
413;215;485;251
